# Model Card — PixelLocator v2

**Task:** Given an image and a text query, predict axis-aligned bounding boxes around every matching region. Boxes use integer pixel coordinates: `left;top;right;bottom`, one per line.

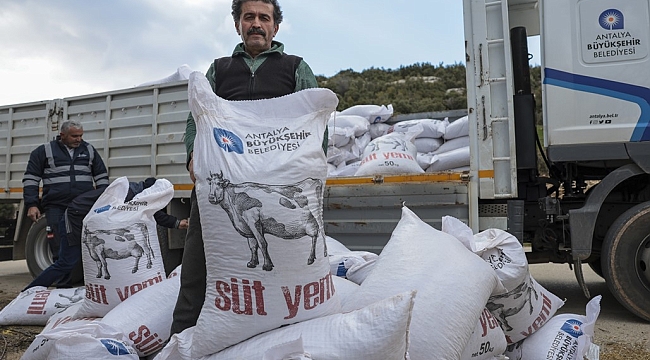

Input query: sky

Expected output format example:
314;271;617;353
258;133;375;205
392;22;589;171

0;0;539;106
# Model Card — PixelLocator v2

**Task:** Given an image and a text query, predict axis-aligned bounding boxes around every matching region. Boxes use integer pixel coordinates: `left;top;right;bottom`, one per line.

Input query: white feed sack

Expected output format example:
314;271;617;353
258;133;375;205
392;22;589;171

41;301;101;334
504;296;602;360
444;115;470;140
76;176;173;318
426;146;471;172
101;265;182;356
442;216;565;344
342;206;505;360
434;135;470;155
188;72;341;357
22;322;139;360
339;104;394;123
328;114;370;137
389;118;448;139
355;125;424;176
0;286;85;326
460;308;508;360
155;291;414;360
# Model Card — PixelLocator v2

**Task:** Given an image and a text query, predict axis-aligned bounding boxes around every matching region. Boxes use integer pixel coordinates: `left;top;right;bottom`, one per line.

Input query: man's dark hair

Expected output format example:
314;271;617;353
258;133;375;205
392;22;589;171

231;0;283;25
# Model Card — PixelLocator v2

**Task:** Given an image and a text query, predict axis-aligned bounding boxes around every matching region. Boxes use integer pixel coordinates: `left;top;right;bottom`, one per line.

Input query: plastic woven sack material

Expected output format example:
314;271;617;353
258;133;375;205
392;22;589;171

460;308;508;360
154;291;414;360
22;322;139;360
389;118;449;138
442;217;565;344
426;145;470;172
188;71;341;357
504;296;602;360
355;125;424;176
0;286;85;326
444;115;469;140
342;206;505;360
101;265;182;356
340;104;394;123
76;176;173;318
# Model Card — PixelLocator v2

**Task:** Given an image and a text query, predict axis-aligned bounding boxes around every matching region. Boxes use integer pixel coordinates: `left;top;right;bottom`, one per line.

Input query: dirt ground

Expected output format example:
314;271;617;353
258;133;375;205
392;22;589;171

0;261;649;359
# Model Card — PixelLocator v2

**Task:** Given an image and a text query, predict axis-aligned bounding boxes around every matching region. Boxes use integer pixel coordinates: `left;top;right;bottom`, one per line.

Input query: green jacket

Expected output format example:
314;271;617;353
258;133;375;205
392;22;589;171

184;41;319;168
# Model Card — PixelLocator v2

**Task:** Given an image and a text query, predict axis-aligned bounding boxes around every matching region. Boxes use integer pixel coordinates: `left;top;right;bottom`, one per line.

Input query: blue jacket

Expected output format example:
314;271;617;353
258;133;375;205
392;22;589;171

23;139;109;209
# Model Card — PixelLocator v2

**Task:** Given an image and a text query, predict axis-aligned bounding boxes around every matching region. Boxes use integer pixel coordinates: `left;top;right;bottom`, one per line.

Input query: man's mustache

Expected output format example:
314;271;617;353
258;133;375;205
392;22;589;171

247;28;266;36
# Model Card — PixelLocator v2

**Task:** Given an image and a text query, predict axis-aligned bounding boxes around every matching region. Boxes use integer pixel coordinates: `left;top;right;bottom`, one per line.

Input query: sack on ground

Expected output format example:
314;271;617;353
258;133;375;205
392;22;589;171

22;322;139;360
0;286;85;326
342;206;505;360
188;71;341;357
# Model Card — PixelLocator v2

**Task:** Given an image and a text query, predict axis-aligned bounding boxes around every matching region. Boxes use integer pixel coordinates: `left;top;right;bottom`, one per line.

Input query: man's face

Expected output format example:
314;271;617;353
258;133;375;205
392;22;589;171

235;1;278;58
60;127;83;148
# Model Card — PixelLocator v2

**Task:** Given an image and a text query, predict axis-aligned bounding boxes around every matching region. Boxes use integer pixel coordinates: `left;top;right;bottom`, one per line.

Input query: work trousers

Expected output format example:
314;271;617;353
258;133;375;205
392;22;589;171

24;216;80;291
170;188;206;335
45;206;66;259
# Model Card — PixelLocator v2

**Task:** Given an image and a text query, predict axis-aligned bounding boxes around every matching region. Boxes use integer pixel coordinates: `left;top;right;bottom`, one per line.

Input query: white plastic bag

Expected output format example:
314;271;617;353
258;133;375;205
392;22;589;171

442;217;565;344
340;104;393;123
101;265;182;356
189;72;341;357
76;177;172;318
0;286;85;326
355;125;424;176
22;322;139;360
504;296;601;360
154;291;414;360
461;308;508;360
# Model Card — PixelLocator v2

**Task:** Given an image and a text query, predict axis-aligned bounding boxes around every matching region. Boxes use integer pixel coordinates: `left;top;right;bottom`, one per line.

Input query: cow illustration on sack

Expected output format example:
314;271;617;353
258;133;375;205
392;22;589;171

486;274;539;331
206;171;327;271
54;287;85;310
82;222;156;280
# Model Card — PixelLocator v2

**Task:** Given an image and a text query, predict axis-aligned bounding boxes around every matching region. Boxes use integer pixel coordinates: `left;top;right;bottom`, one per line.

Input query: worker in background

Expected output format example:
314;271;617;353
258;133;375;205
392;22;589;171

22;120;109;282
170;0;320;336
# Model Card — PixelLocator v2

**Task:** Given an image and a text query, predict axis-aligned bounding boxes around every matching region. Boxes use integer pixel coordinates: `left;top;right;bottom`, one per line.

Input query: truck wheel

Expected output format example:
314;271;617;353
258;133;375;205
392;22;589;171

601;202;650;321
25;216;53;278
24;216;84;284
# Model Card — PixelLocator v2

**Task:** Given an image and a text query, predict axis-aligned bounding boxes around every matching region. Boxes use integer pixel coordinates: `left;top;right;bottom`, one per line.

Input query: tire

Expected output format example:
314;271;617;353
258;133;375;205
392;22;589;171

601;201;650;321
25;216;84;285
25;216;53;278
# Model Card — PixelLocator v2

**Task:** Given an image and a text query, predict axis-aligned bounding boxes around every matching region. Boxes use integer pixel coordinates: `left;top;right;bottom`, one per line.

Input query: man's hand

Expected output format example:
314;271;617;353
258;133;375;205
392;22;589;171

27;206;41;222
178;218;189;230
189;152;196;183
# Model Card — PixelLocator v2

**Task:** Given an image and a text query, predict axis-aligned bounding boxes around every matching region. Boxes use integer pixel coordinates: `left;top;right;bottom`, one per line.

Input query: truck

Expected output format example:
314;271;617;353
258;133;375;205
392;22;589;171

0;0;649;322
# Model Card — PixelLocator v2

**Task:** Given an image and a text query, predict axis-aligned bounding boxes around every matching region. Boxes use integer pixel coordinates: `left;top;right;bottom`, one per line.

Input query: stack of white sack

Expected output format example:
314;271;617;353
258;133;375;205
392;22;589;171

419;115;471;172
342;206;506;359
326;104;393;177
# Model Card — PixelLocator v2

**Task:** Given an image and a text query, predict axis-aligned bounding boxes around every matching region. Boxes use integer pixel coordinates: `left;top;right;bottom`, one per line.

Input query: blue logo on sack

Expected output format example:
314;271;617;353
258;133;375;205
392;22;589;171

100;339;133;355
93;205;111;214
213;128;244;154
599;9;624;30
560;319;584;338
